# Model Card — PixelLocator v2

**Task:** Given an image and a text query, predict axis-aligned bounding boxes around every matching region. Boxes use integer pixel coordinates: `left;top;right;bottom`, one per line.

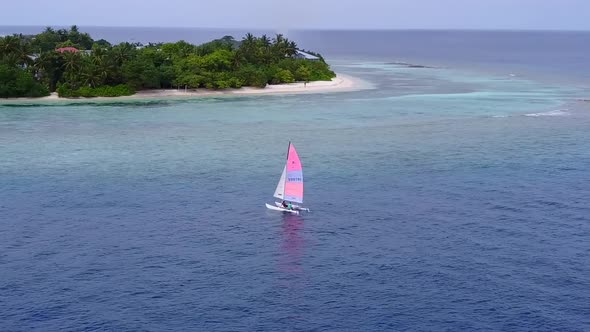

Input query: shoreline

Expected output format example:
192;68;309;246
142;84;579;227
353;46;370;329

0;73;370;104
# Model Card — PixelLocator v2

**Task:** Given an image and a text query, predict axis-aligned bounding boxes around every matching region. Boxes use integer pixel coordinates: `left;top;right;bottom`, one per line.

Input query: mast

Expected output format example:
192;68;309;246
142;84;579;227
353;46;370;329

285;141;290;200
284;141;291;198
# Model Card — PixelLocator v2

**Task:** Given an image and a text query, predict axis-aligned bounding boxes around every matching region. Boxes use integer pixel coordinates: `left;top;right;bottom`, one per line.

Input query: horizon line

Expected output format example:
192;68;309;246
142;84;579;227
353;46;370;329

1;24;589;33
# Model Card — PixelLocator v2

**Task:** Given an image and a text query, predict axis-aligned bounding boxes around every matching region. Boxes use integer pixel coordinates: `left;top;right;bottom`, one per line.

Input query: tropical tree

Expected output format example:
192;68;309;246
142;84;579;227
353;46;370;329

239;33;258;64
160;40;195;60
66;25;93;50
295;65;311;82
89;47;112;85
202;49;234;72
61;51;84;88
286;40;297;57
0;35;20;62
122;55;160;89
94;39;112;48
0;64;49;97
31;27;60;52
80;59;100;88
110;43;136;66
34;51;64;91
0;35;33;66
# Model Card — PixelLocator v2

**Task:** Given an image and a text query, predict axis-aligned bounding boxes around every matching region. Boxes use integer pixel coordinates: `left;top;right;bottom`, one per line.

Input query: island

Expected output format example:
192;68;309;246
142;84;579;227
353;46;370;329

0;26;337;99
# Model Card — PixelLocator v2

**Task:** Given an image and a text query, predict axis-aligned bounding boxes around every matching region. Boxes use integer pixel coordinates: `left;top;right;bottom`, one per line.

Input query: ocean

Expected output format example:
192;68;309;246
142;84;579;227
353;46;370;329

1;28;590;331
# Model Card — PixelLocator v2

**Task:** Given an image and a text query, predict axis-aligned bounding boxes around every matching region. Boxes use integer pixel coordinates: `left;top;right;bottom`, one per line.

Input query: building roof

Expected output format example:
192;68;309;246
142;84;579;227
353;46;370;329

295;50;320;60
56;47;80;53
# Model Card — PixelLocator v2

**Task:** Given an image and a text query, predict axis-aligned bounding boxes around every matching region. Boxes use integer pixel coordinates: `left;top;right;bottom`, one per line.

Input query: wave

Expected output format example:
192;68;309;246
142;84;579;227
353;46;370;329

386;62;436;69
338;62;437;70
523;109;569;117
359;90;549;102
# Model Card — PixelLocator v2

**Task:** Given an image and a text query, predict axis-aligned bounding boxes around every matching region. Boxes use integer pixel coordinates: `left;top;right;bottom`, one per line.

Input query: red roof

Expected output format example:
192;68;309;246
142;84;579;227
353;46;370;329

56;47;79;53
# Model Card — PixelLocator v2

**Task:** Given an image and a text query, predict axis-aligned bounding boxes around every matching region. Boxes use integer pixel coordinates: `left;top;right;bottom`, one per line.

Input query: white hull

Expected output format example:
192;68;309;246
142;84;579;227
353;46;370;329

266;203;299;214
274;201;310;212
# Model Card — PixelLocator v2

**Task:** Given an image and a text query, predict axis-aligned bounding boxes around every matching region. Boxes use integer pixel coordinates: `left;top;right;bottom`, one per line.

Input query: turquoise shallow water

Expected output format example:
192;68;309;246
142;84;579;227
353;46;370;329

1;61;590;331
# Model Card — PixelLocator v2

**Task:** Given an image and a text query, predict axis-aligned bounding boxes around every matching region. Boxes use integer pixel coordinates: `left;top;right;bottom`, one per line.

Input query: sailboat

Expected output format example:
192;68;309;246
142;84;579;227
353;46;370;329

265;142;310;214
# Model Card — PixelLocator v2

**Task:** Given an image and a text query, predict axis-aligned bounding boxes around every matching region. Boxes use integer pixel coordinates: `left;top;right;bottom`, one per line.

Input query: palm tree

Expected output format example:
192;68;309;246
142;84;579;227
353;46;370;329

258;34;272;64
34;52;63;91
233;49;243;68
81;60;99;87
243;33;256;45
90;50;111;86
0;35;20;57
241;33;256;53
61;51;83;87
273;33;285;46
0;35;32;65
110;43;134;66
272;34;288;60
62;52;80;72
19;41;34;67
286;40;297;57
57;29;68;43
259;35;271;48
240;33;258;64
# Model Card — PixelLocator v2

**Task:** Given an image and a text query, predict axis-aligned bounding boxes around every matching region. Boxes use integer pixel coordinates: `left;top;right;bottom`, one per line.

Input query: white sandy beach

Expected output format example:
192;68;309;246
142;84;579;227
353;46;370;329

1;73;369;103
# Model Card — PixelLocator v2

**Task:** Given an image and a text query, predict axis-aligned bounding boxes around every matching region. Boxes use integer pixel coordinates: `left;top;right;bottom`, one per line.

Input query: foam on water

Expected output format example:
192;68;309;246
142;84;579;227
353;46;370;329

524;109;570;117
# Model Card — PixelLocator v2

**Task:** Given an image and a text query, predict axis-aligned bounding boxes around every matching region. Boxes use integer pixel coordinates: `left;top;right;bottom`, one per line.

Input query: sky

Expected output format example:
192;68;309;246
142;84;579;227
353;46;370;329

1;0;589;31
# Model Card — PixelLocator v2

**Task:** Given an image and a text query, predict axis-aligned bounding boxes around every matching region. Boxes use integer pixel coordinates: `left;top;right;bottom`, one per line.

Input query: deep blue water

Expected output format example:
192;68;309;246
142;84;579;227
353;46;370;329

1;29;590;331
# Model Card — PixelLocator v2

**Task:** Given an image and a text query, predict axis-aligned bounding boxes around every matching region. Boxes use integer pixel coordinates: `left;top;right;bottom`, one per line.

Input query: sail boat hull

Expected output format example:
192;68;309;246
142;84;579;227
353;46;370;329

274;201;310;212
265;203;300;214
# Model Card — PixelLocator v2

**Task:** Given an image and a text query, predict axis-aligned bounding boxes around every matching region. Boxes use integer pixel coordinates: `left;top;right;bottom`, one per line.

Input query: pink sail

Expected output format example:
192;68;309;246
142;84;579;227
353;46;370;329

284;143;304;203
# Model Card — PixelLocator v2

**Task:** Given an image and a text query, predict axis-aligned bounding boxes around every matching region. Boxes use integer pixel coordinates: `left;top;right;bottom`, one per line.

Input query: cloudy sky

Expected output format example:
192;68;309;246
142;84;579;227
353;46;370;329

2;0;589;30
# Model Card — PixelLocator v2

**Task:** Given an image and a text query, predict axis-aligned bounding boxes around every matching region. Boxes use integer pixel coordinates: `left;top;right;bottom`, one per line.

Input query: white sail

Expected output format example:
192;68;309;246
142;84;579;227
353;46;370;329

273;165;287;200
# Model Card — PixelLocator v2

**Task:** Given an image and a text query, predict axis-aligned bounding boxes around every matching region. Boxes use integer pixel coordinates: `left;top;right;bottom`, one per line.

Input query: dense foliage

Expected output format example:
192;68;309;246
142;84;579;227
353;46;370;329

0;26;335;98
0;64;49;98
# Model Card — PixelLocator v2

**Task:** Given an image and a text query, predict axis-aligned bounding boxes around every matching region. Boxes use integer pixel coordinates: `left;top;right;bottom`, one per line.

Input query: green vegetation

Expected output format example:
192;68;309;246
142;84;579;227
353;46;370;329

0;26;336;98
0;64;49;98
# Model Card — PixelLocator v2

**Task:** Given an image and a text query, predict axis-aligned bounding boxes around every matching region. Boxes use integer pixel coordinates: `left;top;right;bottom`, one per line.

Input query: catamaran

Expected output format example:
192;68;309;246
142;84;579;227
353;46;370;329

265;142;310;214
